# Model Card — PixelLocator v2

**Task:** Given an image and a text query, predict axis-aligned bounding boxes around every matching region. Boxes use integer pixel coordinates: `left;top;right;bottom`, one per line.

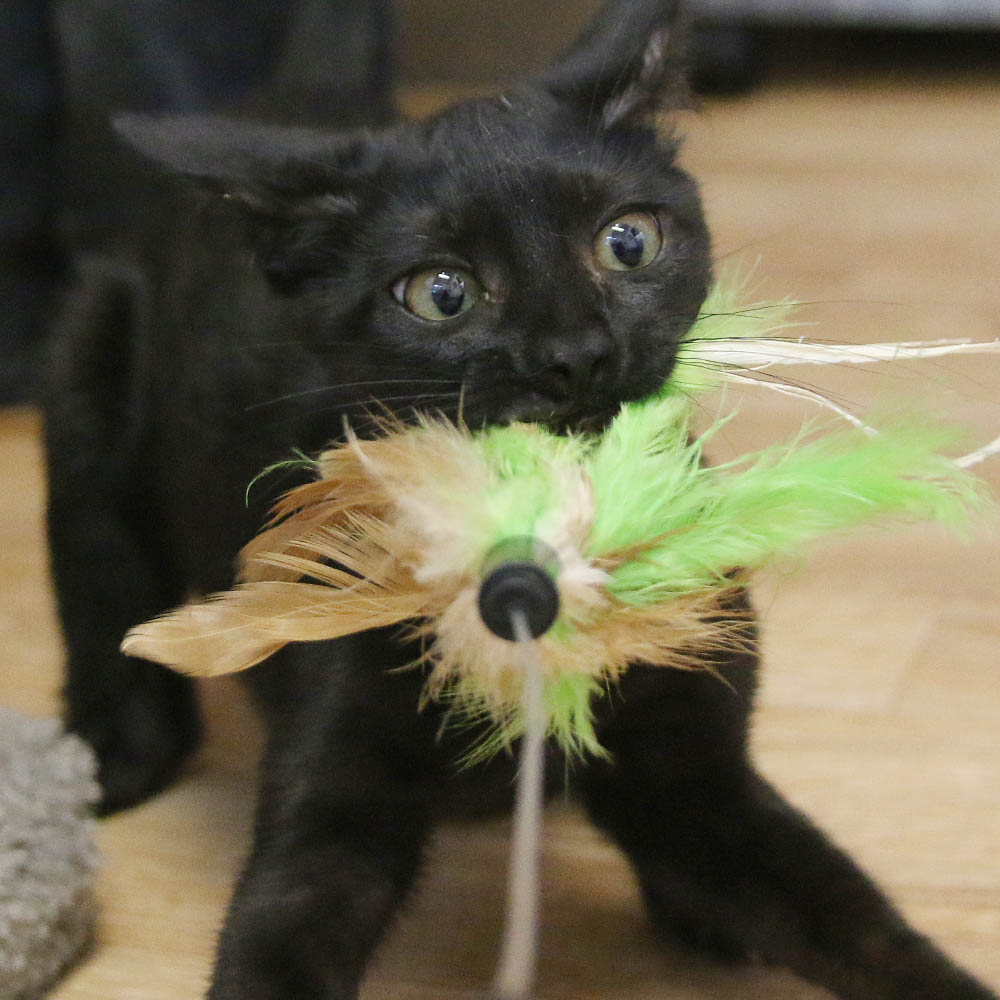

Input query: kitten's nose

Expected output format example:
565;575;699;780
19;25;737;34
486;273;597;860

540;326;615;399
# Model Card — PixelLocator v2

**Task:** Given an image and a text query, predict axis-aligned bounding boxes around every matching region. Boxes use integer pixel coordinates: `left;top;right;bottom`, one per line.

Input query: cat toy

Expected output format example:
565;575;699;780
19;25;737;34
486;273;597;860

123;270;1000;999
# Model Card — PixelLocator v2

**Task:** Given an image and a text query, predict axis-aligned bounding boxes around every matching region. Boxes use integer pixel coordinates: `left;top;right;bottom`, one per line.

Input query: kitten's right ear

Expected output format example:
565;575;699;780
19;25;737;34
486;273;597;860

538;0;691;128
114;114;364;291
114;113;361;216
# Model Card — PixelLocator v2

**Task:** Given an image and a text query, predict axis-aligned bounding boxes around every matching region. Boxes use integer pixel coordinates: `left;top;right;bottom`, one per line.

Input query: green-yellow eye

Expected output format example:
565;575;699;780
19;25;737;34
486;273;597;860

594;211;662;271
392;267;481;321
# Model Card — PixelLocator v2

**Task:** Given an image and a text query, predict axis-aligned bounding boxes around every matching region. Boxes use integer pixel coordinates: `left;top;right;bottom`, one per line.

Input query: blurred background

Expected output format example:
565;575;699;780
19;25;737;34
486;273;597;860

1;2;998;998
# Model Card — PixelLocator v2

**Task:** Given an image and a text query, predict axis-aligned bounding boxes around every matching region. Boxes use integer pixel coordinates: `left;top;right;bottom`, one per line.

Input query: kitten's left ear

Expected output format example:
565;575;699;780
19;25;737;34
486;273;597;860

538;0;690;128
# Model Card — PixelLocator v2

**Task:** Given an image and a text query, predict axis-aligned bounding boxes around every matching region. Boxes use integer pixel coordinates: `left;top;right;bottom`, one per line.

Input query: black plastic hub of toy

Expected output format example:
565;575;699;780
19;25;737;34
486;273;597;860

477;538;560;642
478;562;560;642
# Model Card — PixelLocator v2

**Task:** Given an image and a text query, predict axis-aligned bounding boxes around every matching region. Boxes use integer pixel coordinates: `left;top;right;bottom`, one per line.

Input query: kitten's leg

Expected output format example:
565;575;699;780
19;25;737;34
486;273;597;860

580;664;995;1000
210;638;441;1000
44;259;200;813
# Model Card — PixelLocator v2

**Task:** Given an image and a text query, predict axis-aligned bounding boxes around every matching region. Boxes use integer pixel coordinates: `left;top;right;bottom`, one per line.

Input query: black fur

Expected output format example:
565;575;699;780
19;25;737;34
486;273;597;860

43;2;996;997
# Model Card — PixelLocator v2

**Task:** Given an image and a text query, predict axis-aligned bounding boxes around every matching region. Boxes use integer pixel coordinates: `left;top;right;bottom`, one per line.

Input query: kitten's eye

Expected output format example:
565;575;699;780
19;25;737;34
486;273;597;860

594;211;662;271
392;267;481;321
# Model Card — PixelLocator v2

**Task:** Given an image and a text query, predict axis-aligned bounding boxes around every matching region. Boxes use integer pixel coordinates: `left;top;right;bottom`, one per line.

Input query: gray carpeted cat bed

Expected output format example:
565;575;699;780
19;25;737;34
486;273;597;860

0;708;100;999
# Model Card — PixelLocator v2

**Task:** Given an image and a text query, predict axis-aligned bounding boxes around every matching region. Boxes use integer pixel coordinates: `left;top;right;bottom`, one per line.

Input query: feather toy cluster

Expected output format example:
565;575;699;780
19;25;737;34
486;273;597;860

123;272;996;759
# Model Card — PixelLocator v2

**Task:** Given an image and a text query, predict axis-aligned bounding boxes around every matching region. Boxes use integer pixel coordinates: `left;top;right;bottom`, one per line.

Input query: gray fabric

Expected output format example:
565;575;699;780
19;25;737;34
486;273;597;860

0;709;100;1000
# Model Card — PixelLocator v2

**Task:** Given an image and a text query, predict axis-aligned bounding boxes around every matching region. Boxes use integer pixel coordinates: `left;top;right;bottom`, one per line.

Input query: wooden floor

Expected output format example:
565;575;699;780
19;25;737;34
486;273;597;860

4;60;1000;1000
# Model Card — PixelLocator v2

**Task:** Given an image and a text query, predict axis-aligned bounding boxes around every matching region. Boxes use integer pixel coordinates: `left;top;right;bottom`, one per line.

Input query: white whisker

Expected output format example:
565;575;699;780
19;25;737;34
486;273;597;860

247;379;460;412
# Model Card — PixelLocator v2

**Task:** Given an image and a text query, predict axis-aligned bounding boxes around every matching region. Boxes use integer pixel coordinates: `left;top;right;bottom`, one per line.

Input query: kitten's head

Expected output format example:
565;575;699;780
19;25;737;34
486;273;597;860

118;0;709;433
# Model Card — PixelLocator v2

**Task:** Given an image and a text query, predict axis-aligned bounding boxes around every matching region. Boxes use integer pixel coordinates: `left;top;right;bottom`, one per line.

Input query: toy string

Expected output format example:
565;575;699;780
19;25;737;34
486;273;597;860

491;609;546;1000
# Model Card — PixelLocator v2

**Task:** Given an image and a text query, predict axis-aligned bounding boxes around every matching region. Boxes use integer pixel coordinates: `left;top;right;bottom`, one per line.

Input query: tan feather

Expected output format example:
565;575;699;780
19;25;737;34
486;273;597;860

122;579;430;677
123;416;753;733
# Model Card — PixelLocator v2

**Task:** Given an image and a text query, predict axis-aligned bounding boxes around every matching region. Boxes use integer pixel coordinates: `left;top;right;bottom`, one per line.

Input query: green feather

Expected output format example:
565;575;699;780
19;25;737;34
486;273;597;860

440;403;987;761
601;419;984;604
450;672;605;767
244;450;318;506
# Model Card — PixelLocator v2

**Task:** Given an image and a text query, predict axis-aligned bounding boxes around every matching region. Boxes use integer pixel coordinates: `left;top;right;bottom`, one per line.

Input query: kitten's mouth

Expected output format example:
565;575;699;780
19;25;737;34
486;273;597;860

550;407;622;436
497;398;623;437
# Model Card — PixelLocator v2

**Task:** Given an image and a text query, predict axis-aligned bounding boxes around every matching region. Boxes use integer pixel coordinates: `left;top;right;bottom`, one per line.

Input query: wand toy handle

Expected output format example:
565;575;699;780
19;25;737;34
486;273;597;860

478;540;560;1000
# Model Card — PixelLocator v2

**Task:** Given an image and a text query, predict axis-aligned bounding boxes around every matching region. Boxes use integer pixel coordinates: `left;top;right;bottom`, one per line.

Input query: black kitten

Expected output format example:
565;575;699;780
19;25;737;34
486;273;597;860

43;2;996;998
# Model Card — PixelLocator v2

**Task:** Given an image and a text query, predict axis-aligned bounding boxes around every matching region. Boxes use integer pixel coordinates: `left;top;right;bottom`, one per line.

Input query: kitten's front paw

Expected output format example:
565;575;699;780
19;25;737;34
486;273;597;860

68;669;201;814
